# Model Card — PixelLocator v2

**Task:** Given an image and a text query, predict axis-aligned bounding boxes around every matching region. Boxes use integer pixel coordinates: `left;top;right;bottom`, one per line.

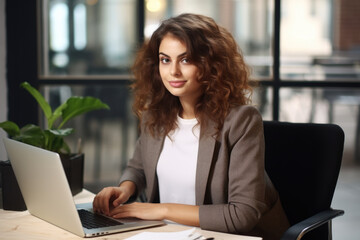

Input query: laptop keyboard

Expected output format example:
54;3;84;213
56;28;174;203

78;209;123;229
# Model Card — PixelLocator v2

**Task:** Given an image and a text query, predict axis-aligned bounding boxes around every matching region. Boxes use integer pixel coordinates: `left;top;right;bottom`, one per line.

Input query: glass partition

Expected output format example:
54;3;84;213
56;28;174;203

280;0;360;81
40;0;138;76
253;85;272;121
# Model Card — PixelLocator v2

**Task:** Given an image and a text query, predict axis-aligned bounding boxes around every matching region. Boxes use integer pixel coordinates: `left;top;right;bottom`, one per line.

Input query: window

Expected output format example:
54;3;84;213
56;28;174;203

40;0;138;76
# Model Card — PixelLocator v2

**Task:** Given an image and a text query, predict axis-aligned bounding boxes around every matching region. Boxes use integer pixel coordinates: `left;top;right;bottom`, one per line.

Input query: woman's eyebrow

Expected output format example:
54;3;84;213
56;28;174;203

159;52;169;58
159;52;187;59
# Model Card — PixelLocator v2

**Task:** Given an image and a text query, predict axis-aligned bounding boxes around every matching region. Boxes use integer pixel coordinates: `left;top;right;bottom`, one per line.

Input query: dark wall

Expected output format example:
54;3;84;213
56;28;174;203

6;0;38;126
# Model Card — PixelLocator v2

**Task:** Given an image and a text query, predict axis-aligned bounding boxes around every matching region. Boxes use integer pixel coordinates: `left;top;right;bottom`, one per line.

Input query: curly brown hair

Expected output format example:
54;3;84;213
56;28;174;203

131;13;253;137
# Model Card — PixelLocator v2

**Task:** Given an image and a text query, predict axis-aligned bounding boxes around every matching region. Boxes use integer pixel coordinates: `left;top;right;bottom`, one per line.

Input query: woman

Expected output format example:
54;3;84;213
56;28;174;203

93;13;289;239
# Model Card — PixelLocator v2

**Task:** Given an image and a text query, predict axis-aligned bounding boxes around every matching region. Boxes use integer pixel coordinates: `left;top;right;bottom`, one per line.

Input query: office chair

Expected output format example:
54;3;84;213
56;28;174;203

263;121;345;240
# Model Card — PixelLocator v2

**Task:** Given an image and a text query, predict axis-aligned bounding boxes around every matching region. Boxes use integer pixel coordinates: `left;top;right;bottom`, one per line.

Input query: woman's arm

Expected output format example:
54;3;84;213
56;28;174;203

199;106;268;233
110;202;200;226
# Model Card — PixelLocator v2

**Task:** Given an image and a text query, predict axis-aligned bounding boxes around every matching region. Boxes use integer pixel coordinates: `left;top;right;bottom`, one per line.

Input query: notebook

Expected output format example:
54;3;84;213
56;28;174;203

3;138;164;237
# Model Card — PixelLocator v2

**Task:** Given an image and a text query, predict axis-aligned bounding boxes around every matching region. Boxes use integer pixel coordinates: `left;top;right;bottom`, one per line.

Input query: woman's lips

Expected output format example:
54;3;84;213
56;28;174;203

169;81;186;88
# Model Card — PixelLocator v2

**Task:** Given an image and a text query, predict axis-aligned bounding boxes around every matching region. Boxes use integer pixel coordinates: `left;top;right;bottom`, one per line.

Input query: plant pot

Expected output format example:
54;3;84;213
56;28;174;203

59;153;84;196
0;153;84;211
0;160;27;211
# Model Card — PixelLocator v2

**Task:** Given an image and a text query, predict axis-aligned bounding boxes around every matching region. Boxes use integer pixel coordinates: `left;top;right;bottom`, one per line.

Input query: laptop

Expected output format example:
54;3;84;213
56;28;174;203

3;138;165;237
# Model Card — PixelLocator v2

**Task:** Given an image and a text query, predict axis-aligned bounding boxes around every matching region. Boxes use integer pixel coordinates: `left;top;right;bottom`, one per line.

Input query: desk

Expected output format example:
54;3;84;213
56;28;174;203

0;190;261;240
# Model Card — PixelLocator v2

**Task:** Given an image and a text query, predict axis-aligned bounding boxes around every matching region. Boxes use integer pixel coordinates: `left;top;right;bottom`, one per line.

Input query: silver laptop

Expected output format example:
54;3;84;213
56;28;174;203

3;138;164;237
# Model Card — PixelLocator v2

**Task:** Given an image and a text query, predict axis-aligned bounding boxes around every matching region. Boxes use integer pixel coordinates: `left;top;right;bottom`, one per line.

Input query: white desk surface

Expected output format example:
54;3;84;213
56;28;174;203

0;189;261;240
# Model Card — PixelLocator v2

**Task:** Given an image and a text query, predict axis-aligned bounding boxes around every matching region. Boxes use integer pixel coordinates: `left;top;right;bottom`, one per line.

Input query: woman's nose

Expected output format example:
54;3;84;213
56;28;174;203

170;63;181;77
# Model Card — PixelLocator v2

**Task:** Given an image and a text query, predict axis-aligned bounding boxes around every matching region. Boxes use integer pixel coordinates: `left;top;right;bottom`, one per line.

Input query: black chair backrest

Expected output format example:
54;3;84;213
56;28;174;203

263;121;344;227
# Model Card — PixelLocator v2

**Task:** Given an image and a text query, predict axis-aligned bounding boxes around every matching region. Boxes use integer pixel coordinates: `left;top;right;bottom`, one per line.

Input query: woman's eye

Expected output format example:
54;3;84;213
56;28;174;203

160;58;170;64
181;58;189;63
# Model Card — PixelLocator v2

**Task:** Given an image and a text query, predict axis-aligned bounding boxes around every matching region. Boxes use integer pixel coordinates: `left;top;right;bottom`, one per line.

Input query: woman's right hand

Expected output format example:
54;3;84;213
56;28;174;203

92;181;136;216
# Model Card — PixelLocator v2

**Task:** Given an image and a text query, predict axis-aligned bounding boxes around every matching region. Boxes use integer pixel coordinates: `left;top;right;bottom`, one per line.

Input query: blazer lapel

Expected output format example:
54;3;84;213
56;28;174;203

196;120;217;205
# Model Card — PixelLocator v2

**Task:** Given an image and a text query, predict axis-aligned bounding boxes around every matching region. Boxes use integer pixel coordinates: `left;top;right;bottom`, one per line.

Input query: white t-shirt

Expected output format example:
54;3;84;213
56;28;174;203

156;116;200;205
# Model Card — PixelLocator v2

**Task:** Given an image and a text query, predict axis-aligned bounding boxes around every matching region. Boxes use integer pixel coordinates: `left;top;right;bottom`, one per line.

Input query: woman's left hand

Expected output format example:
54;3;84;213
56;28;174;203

110;202;166;220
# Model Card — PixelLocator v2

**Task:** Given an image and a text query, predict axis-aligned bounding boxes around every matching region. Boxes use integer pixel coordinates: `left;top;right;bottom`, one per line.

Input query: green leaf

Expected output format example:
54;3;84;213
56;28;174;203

48;102;68;129
44;130;71;153
47;128;74;137
61;141;71;154
21;82;52;120
49;136;65;153
0;121;20;137
15;124;45;148
59;96;110;128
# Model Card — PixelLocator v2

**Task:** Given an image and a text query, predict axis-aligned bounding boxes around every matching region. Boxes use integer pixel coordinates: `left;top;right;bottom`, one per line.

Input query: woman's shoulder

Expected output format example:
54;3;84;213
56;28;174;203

211;105;264;143
227;105;262;122
222;105;263;135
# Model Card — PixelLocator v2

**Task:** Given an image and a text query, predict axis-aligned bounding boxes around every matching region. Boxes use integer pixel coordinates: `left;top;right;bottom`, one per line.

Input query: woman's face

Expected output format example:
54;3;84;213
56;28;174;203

158;33;202;107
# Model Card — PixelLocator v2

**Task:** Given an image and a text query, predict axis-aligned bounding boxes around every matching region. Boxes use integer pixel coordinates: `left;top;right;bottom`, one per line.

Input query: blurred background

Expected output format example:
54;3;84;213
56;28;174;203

1;0;359;239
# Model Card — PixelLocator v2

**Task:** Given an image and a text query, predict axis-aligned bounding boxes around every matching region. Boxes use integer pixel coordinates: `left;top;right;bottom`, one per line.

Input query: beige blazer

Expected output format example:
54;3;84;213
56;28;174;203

120;105;289;240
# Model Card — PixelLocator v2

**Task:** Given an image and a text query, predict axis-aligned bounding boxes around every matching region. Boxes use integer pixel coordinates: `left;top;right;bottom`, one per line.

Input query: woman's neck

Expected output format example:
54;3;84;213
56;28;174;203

179;100;196;119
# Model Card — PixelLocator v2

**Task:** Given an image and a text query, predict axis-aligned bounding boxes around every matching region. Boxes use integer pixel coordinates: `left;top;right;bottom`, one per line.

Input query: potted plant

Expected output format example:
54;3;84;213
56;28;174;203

0;82;110;210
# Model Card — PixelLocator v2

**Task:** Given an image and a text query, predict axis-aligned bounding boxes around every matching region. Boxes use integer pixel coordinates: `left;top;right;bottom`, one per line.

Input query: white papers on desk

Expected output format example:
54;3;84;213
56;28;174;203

124;228;206;240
